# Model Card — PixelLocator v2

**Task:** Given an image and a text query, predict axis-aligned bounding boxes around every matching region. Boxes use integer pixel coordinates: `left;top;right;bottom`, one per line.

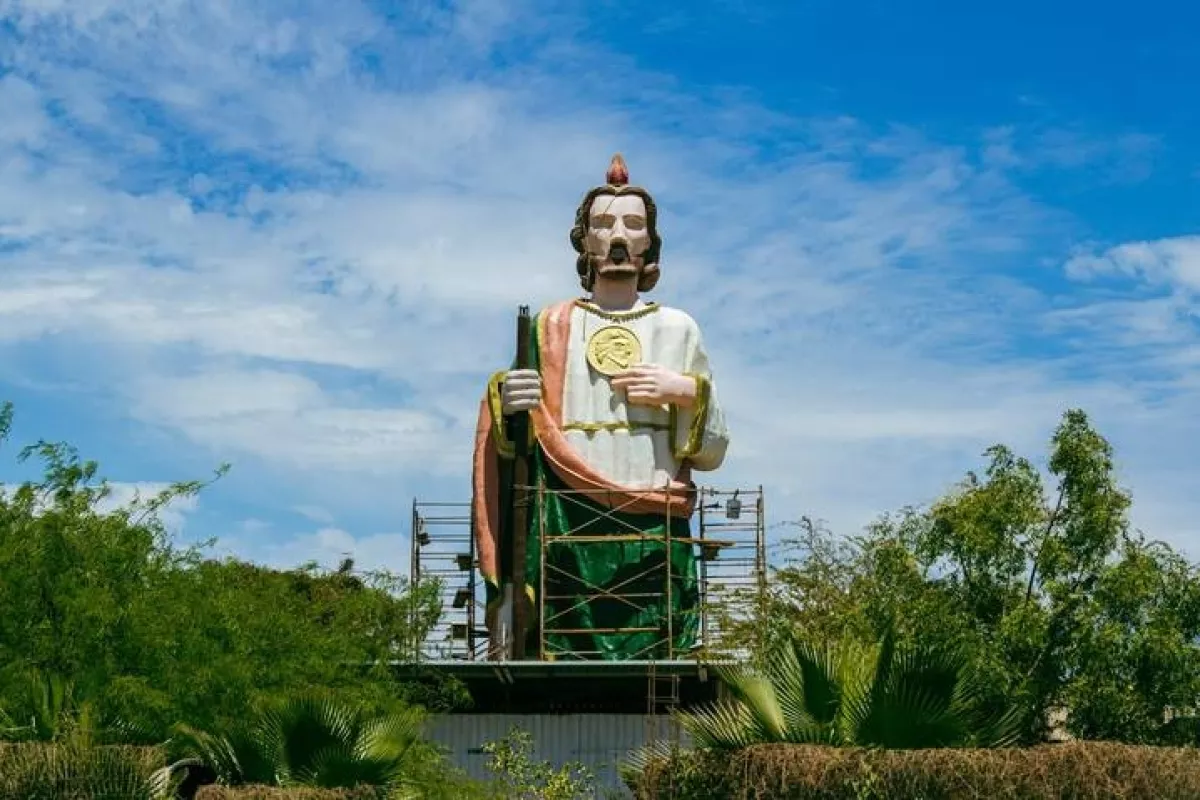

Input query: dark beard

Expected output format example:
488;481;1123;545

595;263;639;281
597;264;638;279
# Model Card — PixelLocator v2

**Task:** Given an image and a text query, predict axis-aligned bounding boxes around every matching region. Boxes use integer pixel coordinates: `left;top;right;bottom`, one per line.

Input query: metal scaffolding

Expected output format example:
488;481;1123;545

534;483;679;662
695;487;768;660
409;500;485;661
409;485;766;664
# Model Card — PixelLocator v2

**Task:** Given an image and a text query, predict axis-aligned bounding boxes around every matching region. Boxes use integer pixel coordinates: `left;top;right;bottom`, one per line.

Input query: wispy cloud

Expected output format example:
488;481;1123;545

211;519;412;579
0;0;1197;575
1066;235;1200;290
982;124;1161;182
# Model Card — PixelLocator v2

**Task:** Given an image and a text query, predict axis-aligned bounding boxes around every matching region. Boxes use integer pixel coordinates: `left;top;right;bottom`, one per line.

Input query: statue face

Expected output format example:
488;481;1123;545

586;193;650;281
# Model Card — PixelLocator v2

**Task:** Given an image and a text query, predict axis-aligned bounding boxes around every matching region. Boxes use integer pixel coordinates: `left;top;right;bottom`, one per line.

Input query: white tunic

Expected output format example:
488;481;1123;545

559;301;729;489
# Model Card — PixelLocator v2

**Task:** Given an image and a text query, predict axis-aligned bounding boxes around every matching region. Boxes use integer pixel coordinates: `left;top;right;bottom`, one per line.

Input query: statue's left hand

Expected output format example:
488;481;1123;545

612;364;697;408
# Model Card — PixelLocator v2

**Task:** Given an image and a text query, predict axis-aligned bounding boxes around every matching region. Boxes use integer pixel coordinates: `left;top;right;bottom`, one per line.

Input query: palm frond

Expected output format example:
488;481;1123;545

172;694;436;793
674;699;762;749
619;739;677;788
787;640;843;727
303;745;391;788
357;708;425;775
147;760;189;800
679;626;1024;752
169;723;246;785
273;694;359;784
718;667;787;741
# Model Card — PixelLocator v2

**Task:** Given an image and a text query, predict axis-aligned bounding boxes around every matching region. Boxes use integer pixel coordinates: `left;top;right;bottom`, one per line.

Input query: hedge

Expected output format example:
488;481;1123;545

631;742;1200;799
0;745;450;800
195;788;388;800
0;743;166;800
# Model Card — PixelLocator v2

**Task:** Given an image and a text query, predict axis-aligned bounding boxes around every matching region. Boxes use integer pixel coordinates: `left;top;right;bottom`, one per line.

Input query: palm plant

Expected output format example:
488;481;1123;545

165;693;433;797
675;626;1023;750
0;670;109;746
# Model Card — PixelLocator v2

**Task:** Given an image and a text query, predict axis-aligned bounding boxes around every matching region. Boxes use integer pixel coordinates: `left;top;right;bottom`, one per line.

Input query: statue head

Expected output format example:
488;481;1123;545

569;154;662;293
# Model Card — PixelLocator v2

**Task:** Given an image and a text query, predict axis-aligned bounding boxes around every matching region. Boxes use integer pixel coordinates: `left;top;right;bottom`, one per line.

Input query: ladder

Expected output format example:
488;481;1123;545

645;660;682;747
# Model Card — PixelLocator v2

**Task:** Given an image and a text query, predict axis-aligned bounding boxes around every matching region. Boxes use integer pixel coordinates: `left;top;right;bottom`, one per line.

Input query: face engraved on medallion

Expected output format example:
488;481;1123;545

586;325;642;377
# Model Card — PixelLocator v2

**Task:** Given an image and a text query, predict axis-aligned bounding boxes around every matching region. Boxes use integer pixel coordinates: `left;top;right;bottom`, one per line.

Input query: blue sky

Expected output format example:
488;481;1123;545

0;0;1198;576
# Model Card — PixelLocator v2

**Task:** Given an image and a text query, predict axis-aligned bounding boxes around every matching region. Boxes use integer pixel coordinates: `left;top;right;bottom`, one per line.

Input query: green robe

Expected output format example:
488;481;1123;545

525;446;700;660
486;311;700;661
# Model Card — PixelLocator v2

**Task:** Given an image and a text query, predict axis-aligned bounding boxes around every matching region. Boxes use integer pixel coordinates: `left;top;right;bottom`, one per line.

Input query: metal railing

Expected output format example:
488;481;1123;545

409;486;766;663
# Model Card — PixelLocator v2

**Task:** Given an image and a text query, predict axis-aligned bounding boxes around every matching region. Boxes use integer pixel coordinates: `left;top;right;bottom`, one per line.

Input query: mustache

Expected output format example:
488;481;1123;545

589;255;638;280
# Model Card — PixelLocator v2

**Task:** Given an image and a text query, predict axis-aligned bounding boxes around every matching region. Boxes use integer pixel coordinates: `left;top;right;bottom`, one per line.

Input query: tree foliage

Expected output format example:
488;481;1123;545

0;400;449;744
722;409;1200;744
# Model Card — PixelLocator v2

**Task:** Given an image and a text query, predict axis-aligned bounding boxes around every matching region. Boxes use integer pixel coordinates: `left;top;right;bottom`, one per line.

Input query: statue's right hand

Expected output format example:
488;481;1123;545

501;369;541;414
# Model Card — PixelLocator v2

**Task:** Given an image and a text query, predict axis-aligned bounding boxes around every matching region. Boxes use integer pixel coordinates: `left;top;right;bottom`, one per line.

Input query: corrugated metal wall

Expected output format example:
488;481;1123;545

426;713;691;796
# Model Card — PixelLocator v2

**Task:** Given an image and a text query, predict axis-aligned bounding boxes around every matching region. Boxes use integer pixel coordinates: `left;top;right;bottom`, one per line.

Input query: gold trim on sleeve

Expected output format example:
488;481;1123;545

671;374;710;460
486;371;516;459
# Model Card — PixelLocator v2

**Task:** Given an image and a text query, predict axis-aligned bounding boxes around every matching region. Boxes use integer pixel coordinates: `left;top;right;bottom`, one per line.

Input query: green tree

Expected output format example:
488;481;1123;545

0;403;214;738
726;409;1200;744
904;409;1200;742
708;516;875;661
0;400;451;744
110;556;449;737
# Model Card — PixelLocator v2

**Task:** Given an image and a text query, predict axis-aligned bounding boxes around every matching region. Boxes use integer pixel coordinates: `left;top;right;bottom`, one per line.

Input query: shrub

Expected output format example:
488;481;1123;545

481;727;595;799
673;627;1022;751
631;742;1200;799
0;743;168;800
195;787;387;799
170;693;430;792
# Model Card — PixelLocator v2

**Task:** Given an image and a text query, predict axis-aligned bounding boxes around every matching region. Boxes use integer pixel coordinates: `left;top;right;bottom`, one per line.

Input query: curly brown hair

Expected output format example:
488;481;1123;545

568;184;663;292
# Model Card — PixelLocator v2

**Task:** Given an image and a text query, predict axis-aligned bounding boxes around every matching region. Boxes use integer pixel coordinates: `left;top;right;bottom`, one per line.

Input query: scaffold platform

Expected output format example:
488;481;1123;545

404;484;766;768
389;657;729;714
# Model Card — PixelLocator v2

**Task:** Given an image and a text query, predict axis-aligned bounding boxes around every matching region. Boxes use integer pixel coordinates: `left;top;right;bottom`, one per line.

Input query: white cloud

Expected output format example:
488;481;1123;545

1065;236;1200;291
0;0;1197;565
132;370;326;422
217;522;412;579
0;476;199;533
980;124;1161;181
1047;236;1200;381
293;505;336;525
127;367;463;476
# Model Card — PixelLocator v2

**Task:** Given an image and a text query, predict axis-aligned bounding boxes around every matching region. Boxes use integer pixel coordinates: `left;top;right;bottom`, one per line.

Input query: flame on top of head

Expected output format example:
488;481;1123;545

606;153;629;187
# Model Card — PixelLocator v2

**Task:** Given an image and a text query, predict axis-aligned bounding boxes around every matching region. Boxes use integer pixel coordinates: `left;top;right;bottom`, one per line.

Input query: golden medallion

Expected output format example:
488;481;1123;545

586;325;642;377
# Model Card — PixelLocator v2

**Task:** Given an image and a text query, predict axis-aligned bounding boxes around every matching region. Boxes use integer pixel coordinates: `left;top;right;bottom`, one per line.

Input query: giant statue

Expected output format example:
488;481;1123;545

472;154;729;661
